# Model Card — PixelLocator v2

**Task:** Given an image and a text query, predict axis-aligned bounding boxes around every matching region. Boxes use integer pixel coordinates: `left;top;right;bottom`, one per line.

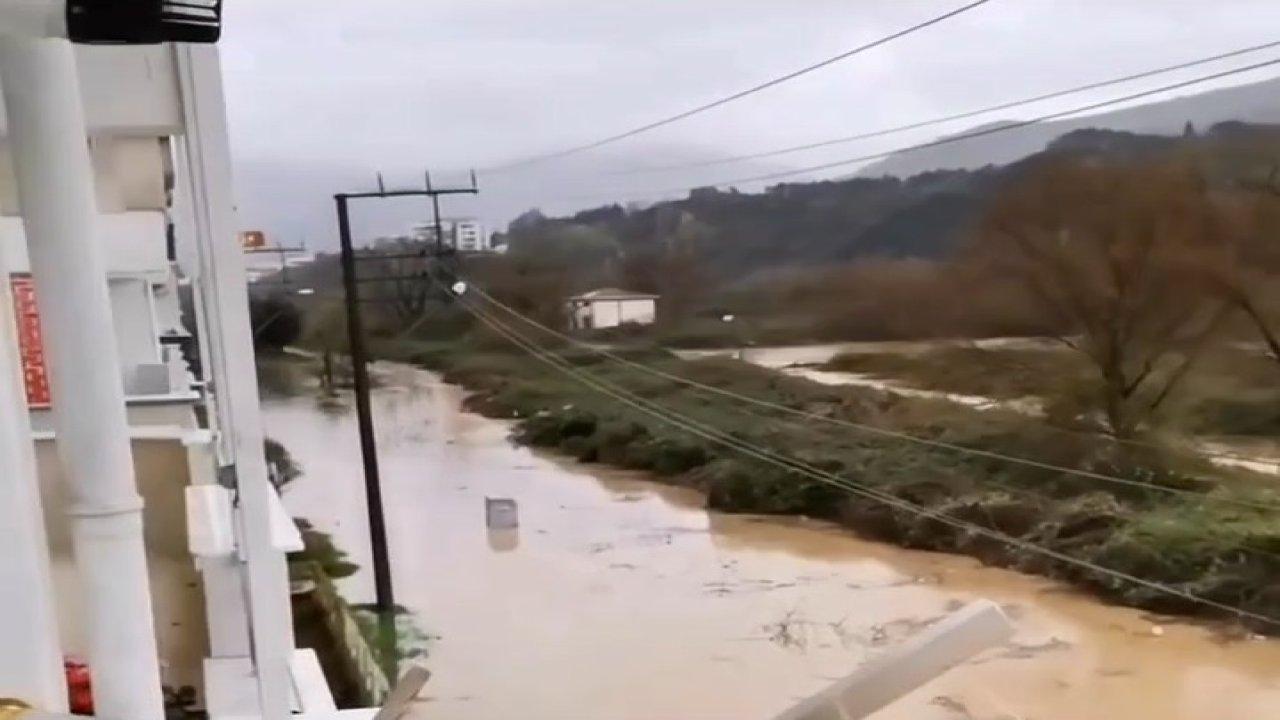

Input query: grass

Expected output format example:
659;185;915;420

825;344;1280;439
824;346;1090;400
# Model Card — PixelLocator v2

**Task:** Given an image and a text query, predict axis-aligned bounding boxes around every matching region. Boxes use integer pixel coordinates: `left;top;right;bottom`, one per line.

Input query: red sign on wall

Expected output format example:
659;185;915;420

10;274;51;407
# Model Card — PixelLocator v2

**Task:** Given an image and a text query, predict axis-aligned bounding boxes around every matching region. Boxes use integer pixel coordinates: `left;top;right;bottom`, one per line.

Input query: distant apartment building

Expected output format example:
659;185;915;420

413;217;490;252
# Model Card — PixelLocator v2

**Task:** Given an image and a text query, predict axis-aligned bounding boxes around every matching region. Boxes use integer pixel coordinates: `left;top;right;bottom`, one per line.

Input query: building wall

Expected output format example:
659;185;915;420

0;46;182;138
110;277;162;372
575;298;656;329
0;212;170;273
0;137;169;216
1;212;190;399
36;436;209;694
454;220;484;252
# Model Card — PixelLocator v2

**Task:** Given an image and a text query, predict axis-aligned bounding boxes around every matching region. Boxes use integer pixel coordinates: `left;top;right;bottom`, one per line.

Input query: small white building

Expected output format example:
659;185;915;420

567;288;658;331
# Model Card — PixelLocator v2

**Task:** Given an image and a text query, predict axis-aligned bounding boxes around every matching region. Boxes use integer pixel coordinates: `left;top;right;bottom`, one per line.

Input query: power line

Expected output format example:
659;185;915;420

672;56;1280;187
462;281;1280;512
481;0;994;174
545;55;1280;207
448;288;1280;629
615;39;1280;175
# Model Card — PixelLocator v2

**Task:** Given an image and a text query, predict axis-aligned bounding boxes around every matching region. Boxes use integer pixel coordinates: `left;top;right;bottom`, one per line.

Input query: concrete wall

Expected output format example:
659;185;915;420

0;138;169;216
0;212;169;273
0;46;181;137
36;437;209;694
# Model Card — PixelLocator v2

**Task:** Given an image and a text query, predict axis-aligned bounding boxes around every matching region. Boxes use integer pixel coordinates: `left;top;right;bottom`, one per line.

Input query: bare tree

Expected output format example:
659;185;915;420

363;236;431;325
305;303;349;392
1199;159;1280;365
980;159;1230;438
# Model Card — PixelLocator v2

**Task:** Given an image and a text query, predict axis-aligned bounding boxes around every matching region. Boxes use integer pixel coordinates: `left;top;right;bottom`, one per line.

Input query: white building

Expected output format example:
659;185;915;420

0;27;369;720
566;288;658;331
412;218;489;252
453;218;485;252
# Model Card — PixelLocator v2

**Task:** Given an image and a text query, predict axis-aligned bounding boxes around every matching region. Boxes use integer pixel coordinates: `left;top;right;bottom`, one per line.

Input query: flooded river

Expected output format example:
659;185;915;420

270;363;1280;720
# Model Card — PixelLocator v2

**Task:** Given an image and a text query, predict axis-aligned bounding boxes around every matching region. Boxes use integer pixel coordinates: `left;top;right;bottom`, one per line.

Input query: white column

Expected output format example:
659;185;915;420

0;222;64;708
0;37;164;720
173;44;293;720
0;2;67;40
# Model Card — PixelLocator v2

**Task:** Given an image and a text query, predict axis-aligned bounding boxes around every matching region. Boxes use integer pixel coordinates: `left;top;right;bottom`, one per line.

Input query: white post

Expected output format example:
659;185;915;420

173;44;293;720
0;37;164;720
772;601;1014;720
0;2;67;40
0;224;65;708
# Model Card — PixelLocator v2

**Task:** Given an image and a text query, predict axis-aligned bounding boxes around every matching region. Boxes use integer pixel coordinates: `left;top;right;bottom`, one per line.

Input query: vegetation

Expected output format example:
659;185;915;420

979;159;1259;437
825;346;1088;400
825;344;1280;440
264;437;303;491
382;335;1280;632
250;294;304;352
272;120;1280;632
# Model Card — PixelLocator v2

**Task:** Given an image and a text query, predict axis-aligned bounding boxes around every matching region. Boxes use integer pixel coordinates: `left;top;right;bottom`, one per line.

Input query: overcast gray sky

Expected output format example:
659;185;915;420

218;1;1280;247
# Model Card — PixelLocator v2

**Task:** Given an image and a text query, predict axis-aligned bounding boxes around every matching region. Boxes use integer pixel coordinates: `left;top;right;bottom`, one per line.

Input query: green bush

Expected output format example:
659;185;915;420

291;520;360;579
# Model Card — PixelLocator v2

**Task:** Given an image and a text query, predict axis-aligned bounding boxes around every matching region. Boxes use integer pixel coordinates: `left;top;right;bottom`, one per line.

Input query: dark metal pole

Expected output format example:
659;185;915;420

431;193;445;254
335;194;395;614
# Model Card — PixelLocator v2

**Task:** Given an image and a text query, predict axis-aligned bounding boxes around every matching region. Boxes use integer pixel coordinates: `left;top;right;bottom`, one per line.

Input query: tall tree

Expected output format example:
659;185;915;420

979;159;1229;437
1196;135;1280;366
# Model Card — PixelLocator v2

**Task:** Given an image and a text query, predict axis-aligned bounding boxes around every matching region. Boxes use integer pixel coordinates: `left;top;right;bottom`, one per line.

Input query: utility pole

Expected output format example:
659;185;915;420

244;243;307;288
334;172;478;615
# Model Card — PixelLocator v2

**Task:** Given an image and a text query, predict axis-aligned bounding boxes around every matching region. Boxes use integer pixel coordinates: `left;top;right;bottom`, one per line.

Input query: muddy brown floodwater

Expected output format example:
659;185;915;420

271;362;1280;720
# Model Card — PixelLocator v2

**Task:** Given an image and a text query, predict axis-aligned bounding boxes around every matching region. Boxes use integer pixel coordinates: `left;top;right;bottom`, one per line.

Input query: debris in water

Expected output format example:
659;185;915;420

764;609;808;650
703;581;734;596
1150;625;1165;637
484;497;519;529
996;636;1071;659
929;695;972;718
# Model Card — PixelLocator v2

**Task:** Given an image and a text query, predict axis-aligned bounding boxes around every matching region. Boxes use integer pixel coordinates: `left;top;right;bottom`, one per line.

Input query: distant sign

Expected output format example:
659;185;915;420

240;230;267;249
9;274;51;407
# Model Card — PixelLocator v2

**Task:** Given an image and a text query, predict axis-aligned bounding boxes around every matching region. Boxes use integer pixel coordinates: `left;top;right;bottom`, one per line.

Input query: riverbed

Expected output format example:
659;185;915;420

271;362;1280;720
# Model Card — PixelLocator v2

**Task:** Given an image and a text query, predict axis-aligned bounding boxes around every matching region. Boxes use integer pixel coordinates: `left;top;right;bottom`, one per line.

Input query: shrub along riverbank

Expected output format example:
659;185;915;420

372;336;1280;634
823;345;1280;438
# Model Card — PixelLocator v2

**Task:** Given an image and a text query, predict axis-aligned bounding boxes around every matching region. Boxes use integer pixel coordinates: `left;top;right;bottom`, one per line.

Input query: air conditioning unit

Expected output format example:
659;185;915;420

66;0;222;44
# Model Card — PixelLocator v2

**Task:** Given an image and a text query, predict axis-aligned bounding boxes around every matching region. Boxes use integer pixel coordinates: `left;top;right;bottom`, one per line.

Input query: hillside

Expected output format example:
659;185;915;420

858;75;1280;178
502;121;1279;284
265;121;1280;344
